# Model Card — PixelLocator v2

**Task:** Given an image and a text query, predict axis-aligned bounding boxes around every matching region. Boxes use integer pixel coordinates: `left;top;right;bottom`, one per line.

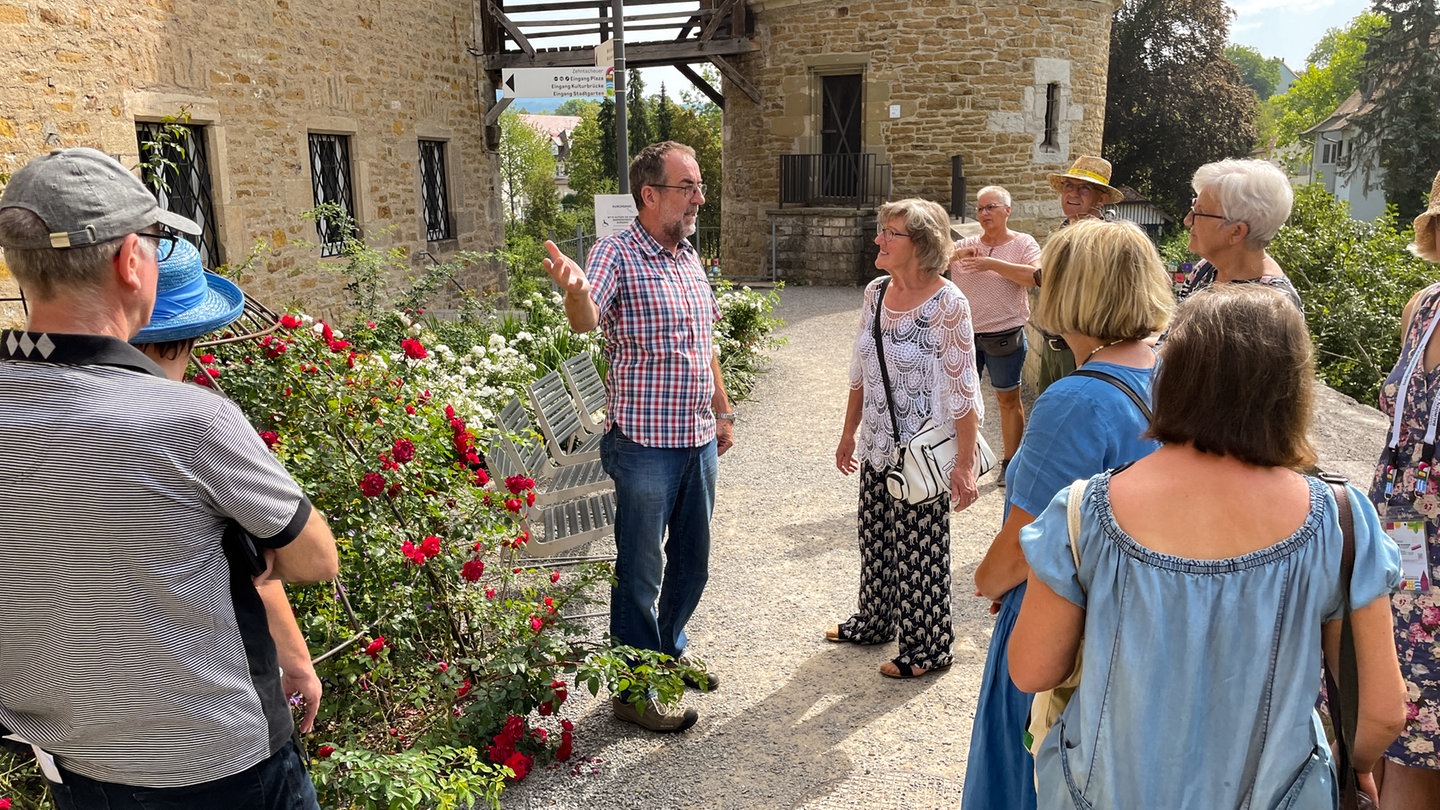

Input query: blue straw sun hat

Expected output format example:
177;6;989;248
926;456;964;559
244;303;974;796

132;238;246;344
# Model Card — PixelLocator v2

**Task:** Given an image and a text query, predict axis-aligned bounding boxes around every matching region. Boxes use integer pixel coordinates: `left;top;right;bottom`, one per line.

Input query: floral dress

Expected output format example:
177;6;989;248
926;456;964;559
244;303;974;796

1369;281;1440;769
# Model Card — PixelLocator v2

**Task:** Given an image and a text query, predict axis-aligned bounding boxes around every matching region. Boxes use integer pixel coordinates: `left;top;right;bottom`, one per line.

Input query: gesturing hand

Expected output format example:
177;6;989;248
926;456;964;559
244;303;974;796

543;240;590;298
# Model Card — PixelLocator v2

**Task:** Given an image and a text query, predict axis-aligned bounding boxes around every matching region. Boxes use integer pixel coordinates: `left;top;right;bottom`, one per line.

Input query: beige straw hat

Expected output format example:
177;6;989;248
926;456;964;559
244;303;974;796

1411;169;1440;263
1047;156;1125;206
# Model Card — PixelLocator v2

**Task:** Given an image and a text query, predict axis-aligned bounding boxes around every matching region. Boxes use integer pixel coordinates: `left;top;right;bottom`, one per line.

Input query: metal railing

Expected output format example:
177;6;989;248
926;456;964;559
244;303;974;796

778;153;892;209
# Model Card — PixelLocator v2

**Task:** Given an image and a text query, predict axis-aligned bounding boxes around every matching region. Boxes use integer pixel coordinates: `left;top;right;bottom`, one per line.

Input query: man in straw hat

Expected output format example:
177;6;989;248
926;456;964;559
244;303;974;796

0;147;336;809
1034;155;1124;393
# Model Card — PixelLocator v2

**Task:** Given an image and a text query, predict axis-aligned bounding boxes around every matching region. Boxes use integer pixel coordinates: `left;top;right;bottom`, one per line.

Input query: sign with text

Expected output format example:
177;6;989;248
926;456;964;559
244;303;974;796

594;194;637;239
501;67;610;99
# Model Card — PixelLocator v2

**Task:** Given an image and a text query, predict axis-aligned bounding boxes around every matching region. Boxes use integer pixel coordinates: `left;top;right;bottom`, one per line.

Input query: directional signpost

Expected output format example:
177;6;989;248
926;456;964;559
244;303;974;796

500;67;611;99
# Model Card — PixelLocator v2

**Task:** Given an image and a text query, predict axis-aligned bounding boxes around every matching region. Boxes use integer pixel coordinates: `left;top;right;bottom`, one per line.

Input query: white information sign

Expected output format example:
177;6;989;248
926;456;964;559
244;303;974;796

594;194;638;239
501;67;610;99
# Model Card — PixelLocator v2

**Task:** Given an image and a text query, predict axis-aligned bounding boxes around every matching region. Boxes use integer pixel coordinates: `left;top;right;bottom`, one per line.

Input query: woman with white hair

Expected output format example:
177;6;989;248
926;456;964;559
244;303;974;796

1178;158;1302;311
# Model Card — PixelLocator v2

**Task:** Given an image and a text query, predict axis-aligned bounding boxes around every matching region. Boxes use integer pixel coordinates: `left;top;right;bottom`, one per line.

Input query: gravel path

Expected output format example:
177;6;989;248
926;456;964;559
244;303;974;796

500;285;1387;810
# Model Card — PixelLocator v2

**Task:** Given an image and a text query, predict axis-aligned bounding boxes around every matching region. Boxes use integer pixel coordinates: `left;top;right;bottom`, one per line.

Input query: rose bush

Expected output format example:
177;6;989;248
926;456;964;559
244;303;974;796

0;234;782;809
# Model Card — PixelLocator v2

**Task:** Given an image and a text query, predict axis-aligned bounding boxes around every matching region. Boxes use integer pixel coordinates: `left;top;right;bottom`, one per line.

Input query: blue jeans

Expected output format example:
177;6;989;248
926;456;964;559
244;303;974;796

50;740;319;810
975;330;1028;392
601;425;717;657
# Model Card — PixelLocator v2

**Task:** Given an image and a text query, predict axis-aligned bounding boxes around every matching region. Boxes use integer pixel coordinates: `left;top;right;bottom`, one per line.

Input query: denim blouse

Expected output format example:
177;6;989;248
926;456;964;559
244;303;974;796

1021;472;1401;810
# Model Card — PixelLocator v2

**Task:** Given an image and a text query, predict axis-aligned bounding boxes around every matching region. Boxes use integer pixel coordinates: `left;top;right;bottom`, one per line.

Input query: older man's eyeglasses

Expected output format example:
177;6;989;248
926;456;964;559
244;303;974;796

649;182;707;199
1187;198;1228;223
876;227;911;241
136;231;180;262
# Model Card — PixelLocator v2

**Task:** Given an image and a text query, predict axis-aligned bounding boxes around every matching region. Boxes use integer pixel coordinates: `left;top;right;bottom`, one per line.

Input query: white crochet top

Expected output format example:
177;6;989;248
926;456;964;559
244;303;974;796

849;277;983;472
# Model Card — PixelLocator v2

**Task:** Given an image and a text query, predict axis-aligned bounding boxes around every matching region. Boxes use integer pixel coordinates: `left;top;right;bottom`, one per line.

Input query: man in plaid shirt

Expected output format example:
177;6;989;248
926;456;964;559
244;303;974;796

542;141;735;733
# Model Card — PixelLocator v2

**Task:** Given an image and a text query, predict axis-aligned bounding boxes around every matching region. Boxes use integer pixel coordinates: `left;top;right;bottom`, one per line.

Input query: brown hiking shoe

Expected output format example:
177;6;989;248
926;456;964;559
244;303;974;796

611;696;699;733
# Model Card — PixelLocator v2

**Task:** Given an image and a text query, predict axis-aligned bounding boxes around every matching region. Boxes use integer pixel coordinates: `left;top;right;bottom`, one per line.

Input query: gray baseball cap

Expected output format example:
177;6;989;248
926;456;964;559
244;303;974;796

0;147;201;250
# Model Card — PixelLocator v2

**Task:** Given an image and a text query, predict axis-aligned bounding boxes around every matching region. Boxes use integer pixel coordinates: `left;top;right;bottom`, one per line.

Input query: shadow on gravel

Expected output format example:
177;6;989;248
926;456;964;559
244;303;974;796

618;647;942;807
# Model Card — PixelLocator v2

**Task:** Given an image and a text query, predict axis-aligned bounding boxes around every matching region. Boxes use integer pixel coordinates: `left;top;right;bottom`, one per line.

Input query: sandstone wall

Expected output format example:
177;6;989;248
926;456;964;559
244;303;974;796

723;0;1118;284
0;0;504;317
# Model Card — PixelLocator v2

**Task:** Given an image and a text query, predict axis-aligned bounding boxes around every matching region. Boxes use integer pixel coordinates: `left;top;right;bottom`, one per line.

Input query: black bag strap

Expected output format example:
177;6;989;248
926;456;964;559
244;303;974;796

1070;367;1153;423
871;278;903;450
1319;473;1366;810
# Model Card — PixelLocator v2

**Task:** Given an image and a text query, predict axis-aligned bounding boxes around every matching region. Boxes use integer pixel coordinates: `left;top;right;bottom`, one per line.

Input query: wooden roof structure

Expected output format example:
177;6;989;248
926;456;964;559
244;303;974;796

477;0;759;112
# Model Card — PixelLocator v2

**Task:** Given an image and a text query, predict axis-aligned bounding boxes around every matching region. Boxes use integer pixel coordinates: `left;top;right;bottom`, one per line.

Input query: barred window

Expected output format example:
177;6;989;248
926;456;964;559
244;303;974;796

1042;83;1060;148
307;133;358;257
419;140;452;242
136;122;222;266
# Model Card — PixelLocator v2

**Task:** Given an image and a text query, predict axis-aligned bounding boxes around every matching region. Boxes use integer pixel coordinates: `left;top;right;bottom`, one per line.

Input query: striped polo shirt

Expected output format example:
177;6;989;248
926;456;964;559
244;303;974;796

0;330;310;788
588;221;722;448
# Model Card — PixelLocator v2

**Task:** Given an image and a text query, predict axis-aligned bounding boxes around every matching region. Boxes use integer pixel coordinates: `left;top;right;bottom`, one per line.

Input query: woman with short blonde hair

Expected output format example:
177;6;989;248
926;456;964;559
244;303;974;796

963;219;1173;810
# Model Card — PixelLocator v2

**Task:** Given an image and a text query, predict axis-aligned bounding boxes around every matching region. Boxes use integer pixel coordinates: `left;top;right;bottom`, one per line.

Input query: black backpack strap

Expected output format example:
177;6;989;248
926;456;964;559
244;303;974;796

1071;367;1153;423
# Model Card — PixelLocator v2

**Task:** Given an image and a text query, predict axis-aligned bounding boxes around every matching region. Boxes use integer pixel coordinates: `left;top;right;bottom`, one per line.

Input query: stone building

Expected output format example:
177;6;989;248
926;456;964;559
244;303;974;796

722;0;1119;284
0;0;504;316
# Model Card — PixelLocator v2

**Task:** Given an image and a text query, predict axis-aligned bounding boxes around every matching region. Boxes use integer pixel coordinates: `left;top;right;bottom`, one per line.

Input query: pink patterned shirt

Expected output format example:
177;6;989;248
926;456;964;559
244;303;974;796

949;233;1040;334
587;221;722;448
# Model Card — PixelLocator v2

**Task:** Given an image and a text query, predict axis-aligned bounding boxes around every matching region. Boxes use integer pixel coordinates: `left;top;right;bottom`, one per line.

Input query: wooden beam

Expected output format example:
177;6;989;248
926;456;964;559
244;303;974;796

707;54;759;104
488;1;536;58
486;38;756;70
484;96;514;127
699;0;739;42
676;64;724;109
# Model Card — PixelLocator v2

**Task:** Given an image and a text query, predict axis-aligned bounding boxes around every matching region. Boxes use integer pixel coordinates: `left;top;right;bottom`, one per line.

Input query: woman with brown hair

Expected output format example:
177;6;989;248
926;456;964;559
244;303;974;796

830;197;982;680
1011;285;1406;808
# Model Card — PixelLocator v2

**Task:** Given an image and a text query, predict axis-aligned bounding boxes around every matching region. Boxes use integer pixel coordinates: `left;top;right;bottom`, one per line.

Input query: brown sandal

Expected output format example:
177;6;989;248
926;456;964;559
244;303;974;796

824;626;848;643
880;658;952;679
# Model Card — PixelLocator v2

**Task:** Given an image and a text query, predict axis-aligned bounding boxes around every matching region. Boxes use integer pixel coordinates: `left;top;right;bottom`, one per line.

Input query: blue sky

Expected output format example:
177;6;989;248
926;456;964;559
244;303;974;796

1227;0;1372;68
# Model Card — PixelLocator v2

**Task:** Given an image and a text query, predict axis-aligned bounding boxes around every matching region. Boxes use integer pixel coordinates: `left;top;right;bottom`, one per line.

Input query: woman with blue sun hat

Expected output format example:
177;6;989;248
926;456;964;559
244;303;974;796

129;238;325;736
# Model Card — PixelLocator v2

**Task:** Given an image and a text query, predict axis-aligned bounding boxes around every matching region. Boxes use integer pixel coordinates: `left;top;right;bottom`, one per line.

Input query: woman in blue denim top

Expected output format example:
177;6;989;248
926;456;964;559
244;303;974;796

1011;285;1408;809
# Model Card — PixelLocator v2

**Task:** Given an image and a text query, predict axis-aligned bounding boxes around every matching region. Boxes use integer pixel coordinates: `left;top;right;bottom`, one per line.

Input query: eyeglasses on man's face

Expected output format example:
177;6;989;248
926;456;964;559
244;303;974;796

1060;181;1097;195
977;203;1009;213
1187;198;1227;222
135;231;180;262
649;182;707;199
876;227;912;241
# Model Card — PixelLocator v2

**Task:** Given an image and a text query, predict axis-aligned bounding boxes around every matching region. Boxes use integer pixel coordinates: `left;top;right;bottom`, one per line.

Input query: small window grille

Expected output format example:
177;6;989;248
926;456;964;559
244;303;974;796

419;140;452;242
1042;83;1060;148
307;133;358;257
136;122;222;266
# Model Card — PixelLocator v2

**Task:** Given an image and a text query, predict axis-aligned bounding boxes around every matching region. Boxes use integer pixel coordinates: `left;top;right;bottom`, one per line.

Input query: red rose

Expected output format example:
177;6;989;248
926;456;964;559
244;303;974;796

315;745;335;760
526;491;536;506
320;322;334;341
420;535;442;558
461;559;484;582
550;570;561;584
505;498;522;513
530;616;544;632
552;679;568;704
197;353;216;364
484;587;496;600
328;339;350;353
363;637;385;658
280;314;304;329
473;468;490;487
543;596;555;613
437;661;449;673
392;438;416;464
538;700;553;716
504;475;528;495
504;751;531;781
400;338;428;360
456;678;472;698
258;430;280;450
360;472;386;498
561;719;574;732
0;799;12;810
556;732;573;762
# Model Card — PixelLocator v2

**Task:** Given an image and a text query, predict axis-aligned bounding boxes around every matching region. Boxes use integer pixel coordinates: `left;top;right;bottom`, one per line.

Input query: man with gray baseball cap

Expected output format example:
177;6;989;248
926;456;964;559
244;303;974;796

0;147;338;809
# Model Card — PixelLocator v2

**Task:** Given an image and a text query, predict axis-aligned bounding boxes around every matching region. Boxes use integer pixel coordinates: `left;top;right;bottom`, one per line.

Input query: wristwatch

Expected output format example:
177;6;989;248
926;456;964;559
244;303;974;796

715;412;736;422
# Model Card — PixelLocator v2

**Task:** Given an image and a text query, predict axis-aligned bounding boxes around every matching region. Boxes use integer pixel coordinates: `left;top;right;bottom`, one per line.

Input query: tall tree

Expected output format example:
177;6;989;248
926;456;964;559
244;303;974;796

655;83;675;142
565;103;618;203
1106;0;1259;216
626;69;654;157
1268;12;1385;148
1225;44;1283;100
1349;0;1440;221
497;109;558;225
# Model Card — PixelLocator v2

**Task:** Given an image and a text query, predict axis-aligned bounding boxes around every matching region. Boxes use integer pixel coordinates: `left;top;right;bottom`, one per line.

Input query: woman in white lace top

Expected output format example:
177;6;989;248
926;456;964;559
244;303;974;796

829;197;983;679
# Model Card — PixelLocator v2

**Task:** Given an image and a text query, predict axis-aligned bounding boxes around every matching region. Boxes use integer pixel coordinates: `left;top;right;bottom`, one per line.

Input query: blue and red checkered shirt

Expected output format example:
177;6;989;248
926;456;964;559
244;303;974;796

588;221;722;448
